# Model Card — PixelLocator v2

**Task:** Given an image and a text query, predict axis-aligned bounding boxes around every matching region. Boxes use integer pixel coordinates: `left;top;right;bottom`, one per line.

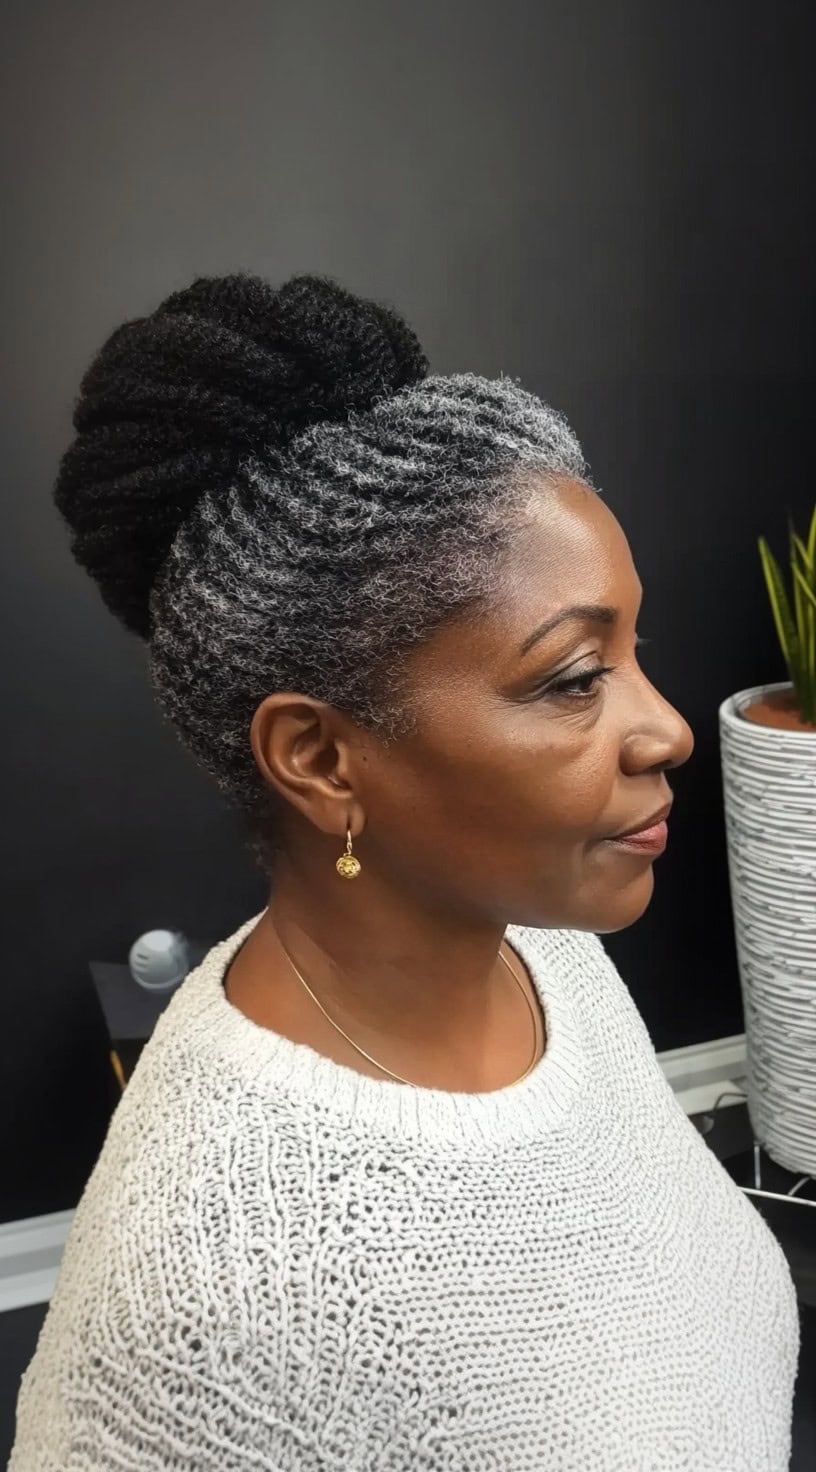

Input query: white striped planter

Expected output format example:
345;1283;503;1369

720;681;816;1177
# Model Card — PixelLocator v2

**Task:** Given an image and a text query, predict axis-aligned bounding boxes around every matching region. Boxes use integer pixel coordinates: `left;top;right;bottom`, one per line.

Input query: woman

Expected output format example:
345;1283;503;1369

11;273;799;1469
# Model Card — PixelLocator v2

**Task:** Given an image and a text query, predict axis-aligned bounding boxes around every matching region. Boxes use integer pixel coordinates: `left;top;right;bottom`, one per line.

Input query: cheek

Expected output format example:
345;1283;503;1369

537;741;617;834
399;696;618;842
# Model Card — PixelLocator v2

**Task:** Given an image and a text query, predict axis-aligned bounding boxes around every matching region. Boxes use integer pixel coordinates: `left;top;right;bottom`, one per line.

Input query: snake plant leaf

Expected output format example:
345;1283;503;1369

792;531;813;575
793;563;816;611
790;517;806;663
807;501;816;577
759;505;816;724
793;563;816;721
759;536;799;669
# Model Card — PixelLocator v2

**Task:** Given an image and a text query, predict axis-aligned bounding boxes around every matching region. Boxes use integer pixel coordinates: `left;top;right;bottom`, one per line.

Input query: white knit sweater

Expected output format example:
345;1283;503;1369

10;913;800;1471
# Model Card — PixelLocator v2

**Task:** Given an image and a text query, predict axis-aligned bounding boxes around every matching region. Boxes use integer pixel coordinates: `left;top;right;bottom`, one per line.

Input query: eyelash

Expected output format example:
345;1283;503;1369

549;666;615;699
543;637;651;702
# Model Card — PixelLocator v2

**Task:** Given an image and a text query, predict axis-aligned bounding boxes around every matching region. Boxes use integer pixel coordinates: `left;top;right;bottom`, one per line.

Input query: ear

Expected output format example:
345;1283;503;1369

249;692;364;839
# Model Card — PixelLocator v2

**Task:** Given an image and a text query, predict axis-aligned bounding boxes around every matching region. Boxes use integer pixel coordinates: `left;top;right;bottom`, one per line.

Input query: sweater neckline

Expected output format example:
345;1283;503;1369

174;909;587;1148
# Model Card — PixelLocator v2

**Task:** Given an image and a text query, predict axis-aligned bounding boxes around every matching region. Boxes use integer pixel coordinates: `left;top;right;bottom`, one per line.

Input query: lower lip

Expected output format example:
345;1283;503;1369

605;820;669;857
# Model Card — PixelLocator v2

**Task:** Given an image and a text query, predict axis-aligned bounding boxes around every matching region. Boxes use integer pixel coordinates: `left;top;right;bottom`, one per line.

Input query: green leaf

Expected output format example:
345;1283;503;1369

793;559;816;721
807;501;816;578
759;536;799;673
791;518;806;663
794;563;816;610
759;506;816;725
792;531;813;575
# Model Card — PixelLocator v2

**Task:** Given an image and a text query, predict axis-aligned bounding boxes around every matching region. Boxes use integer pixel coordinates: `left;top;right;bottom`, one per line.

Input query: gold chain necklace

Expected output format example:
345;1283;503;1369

275;932;541;1087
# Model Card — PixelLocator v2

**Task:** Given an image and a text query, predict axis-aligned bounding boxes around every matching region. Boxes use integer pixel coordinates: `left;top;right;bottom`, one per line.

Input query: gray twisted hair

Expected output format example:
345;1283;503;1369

53;273;590;871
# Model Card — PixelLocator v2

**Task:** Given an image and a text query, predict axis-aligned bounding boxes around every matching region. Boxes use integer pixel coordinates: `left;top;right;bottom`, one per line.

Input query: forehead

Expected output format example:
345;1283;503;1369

418;477;641;675
500;477;640;616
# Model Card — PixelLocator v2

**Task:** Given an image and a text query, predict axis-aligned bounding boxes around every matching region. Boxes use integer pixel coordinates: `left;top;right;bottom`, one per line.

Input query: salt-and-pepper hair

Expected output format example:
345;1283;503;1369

53;273;590;869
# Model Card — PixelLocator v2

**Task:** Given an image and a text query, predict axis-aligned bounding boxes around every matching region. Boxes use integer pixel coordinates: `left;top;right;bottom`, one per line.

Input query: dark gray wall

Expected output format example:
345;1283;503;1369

3;0;814;1222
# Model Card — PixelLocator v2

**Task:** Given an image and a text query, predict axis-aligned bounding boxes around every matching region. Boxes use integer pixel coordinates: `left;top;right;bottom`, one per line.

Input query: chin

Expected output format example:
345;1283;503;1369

586;865;655;935
513;861;657;933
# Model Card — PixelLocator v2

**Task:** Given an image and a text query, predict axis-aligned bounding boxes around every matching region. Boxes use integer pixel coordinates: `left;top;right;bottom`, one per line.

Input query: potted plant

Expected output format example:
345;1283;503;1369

719;503;816;1179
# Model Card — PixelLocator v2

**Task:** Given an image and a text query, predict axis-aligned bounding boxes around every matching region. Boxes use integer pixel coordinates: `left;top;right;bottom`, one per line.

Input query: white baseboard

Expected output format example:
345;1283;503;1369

656;1031;748;1116
0;1209;76;1313
0;1033;749;1314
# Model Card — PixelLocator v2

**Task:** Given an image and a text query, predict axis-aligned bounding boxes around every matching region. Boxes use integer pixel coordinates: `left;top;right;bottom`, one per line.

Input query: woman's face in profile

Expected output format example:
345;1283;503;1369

356;475;695;934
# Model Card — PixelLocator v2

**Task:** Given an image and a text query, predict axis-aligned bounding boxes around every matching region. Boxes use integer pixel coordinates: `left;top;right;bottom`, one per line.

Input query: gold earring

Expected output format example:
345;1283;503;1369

336;824;361;879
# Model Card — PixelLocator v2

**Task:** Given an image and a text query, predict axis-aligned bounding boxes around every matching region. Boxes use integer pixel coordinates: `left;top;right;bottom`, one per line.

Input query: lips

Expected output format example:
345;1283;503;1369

603;801;672;857
609;801;673;841
607;821;669;856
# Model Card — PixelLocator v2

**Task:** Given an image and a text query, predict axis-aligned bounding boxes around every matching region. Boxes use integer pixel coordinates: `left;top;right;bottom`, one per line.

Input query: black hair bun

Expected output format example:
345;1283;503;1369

53;272;429;639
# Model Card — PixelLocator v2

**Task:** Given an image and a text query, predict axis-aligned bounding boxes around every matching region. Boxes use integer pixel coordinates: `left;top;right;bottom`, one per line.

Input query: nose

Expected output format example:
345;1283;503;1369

619;674;695;777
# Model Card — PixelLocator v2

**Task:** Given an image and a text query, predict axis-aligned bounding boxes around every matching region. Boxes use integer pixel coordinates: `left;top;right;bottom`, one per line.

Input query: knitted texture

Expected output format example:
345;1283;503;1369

10;920;800;1471
51;273;590;853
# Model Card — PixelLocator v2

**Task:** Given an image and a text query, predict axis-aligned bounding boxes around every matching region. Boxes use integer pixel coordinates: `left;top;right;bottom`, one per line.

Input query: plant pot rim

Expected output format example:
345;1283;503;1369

719;681;816;736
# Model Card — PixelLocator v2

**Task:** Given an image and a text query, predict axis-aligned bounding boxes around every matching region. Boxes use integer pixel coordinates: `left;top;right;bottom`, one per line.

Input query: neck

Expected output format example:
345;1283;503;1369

257;859;518;1056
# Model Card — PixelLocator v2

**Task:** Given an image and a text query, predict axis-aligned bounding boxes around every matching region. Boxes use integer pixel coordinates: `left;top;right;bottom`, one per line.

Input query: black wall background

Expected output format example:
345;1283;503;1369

2;0;814;1224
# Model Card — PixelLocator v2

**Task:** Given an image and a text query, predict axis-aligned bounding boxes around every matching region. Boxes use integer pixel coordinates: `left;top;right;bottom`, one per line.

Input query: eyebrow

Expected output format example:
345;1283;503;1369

519;604;617;657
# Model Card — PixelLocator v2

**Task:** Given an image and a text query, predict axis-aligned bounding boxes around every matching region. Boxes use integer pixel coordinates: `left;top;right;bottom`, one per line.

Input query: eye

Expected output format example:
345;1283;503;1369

547;665;615;700
534;636;649;703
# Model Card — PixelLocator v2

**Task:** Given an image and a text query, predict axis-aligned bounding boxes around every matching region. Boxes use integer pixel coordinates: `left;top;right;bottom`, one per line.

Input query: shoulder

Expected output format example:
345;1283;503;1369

509;922;657;1046
10;1055;314;1467
509;921;619;980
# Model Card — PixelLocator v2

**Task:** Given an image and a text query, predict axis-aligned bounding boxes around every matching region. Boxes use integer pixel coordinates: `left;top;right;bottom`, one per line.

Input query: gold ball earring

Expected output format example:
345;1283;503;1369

336;824;361;879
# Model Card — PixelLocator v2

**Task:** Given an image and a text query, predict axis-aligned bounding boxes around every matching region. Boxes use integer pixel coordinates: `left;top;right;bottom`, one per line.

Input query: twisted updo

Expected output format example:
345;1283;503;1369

53;271;590;871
